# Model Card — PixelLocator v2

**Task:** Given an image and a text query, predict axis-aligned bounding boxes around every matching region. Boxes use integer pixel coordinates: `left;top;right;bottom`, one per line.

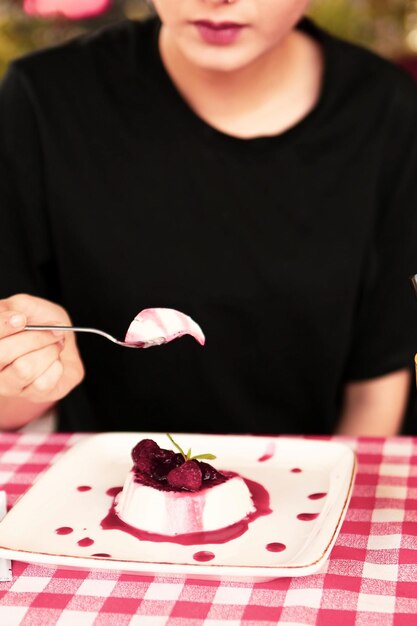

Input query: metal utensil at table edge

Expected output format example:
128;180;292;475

24;325;148;348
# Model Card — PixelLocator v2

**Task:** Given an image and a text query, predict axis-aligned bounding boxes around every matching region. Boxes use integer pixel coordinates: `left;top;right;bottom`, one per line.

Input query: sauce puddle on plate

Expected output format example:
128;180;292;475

101;477;272;546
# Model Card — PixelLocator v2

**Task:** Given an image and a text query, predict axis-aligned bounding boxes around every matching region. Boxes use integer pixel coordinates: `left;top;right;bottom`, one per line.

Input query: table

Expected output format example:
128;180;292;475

0;433;416;626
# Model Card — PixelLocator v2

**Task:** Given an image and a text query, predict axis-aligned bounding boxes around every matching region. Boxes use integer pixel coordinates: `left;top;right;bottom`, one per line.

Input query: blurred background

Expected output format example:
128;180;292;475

1;0;417;78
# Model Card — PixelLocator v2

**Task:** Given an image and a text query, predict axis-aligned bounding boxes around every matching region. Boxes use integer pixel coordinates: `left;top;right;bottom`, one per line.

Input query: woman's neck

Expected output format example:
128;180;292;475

159;27;323;139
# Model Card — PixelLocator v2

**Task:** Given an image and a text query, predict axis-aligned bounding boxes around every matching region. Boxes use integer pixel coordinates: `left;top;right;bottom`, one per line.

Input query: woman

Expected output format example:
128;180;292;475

1;0;417;435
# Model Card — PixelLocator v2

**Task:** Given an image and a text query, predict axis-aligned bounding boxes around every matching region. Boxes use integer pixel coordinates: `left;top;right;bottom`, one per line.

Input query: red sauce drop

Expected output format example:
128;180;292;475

266;542;286;552
291;468;302;473
106;487;121;497
77;486;92;492
308;492;327;500
297;513;319;521
258;442;275;463
101;477;272;546
258;453;272;462
193;551;215;562
92;553;111;557
55;527;73;535
78;537;94;547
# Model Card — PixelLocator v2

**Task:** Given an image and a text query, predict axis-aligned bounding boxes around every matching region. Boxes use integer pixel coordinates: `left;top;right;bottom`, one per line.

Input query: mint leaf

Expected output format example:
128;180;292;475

166;434;217;463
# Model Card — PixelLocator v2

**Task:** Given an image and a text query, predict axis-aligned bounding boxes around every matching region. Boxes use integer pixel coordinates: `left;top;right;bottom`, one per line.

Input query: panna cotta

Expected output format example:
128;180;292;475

116;470;254;535
115;437;255;537
125;308;205;348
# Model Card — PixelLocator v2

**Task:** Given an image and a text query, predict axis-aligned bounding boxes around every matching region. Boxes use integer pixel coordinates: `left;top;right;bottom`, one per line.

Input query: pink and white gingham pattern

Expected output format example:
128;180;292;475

0;433;417;626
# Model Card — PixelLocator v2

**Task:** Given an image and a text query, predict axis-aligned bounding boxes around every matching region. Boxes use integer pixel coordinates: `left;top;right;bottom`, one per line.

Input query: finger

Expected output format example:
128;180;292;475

0;296;20;315
28;359;64;394
0;294;72;331
0;310;27;339
7;294;72;325
0;343;63;396
0;328;65;371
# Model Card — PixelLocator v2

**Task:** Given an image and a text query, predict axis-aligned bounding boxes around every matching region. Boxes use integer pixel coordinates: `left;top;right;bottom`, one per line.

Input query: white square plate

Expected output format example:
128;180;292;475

0;433;356;581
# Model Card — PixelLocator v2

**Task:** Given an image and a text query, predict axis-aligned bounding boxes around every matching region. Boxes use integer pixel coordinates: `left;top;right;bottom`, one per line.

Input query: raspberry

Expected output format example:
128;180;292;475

199;462;227;485
134;456;154;474
156;449;176;463
167;460;203;491
131;439;160;465
152;452;184;481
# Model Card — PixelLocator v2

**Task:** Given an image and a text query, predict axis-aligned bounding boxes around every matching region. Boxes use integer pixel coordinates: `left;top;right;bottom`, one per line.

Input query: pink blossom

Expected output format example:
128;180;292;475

23;0;110;19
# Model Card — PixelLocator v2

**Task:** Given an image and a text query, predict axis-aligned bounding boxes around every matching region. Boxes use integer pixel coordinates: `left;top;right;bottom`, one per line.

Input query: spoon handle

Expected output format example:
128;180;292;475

25;325;119;344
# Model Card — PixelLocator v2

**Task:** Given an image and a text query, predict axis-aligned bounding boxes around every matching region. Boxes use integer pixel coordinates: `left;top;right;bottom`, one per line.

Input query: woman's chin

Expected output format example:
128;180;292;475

180;42;262;74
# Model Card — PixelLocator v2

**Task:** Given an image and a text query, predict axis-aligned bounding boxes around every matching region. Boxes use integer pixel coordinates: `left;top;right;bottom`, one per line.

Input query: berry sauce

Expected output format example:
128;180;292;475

258;442;276;463
297;513;319;521
92;553;111;557
101;476;271;546
78;537;94;547
266;542;286;552
55;527;73;535
291;468;302;473
308;492;327;500
130;439;227;492
77;486;92;492
258;453;272;463
106;487;121;498
193;551;215;562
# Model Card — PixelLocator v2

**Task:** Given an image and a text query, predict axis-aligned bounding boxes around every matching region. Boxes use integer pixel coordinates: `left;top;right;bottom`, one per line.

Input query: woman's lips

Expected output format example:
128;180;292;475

193;20;245;45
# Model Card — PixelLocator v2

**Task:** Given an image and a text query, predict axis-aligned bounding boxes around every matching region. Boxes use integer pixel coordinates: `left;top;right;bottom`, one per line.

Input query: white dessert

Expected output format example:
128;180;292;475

115;470;255;536
125;308;205;348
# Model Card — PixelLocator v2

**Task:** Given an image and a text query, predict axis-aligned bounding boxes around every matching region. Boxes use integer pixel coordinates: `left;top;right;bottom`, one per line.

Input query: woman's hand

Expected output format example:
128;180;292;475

0;293;85;429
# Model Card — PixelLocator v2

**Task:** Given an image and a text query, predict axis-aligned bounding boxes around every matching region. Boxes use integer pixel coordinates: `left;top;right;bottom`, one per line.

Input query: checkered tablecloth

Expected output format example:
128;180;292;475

0;433;416;626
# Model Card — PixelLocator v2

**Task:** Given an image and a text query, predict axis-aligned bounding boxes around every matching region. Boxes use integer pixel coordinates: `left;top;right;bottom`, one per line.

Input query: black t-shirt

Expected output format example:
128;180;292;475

1;18;417;434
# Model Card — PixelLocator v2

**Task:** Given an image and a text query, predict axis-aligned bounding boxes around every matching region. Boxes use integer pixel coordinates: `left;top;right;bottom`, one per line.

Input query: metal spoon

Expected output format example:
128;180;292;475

25;308;205;349
24;325;150;348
